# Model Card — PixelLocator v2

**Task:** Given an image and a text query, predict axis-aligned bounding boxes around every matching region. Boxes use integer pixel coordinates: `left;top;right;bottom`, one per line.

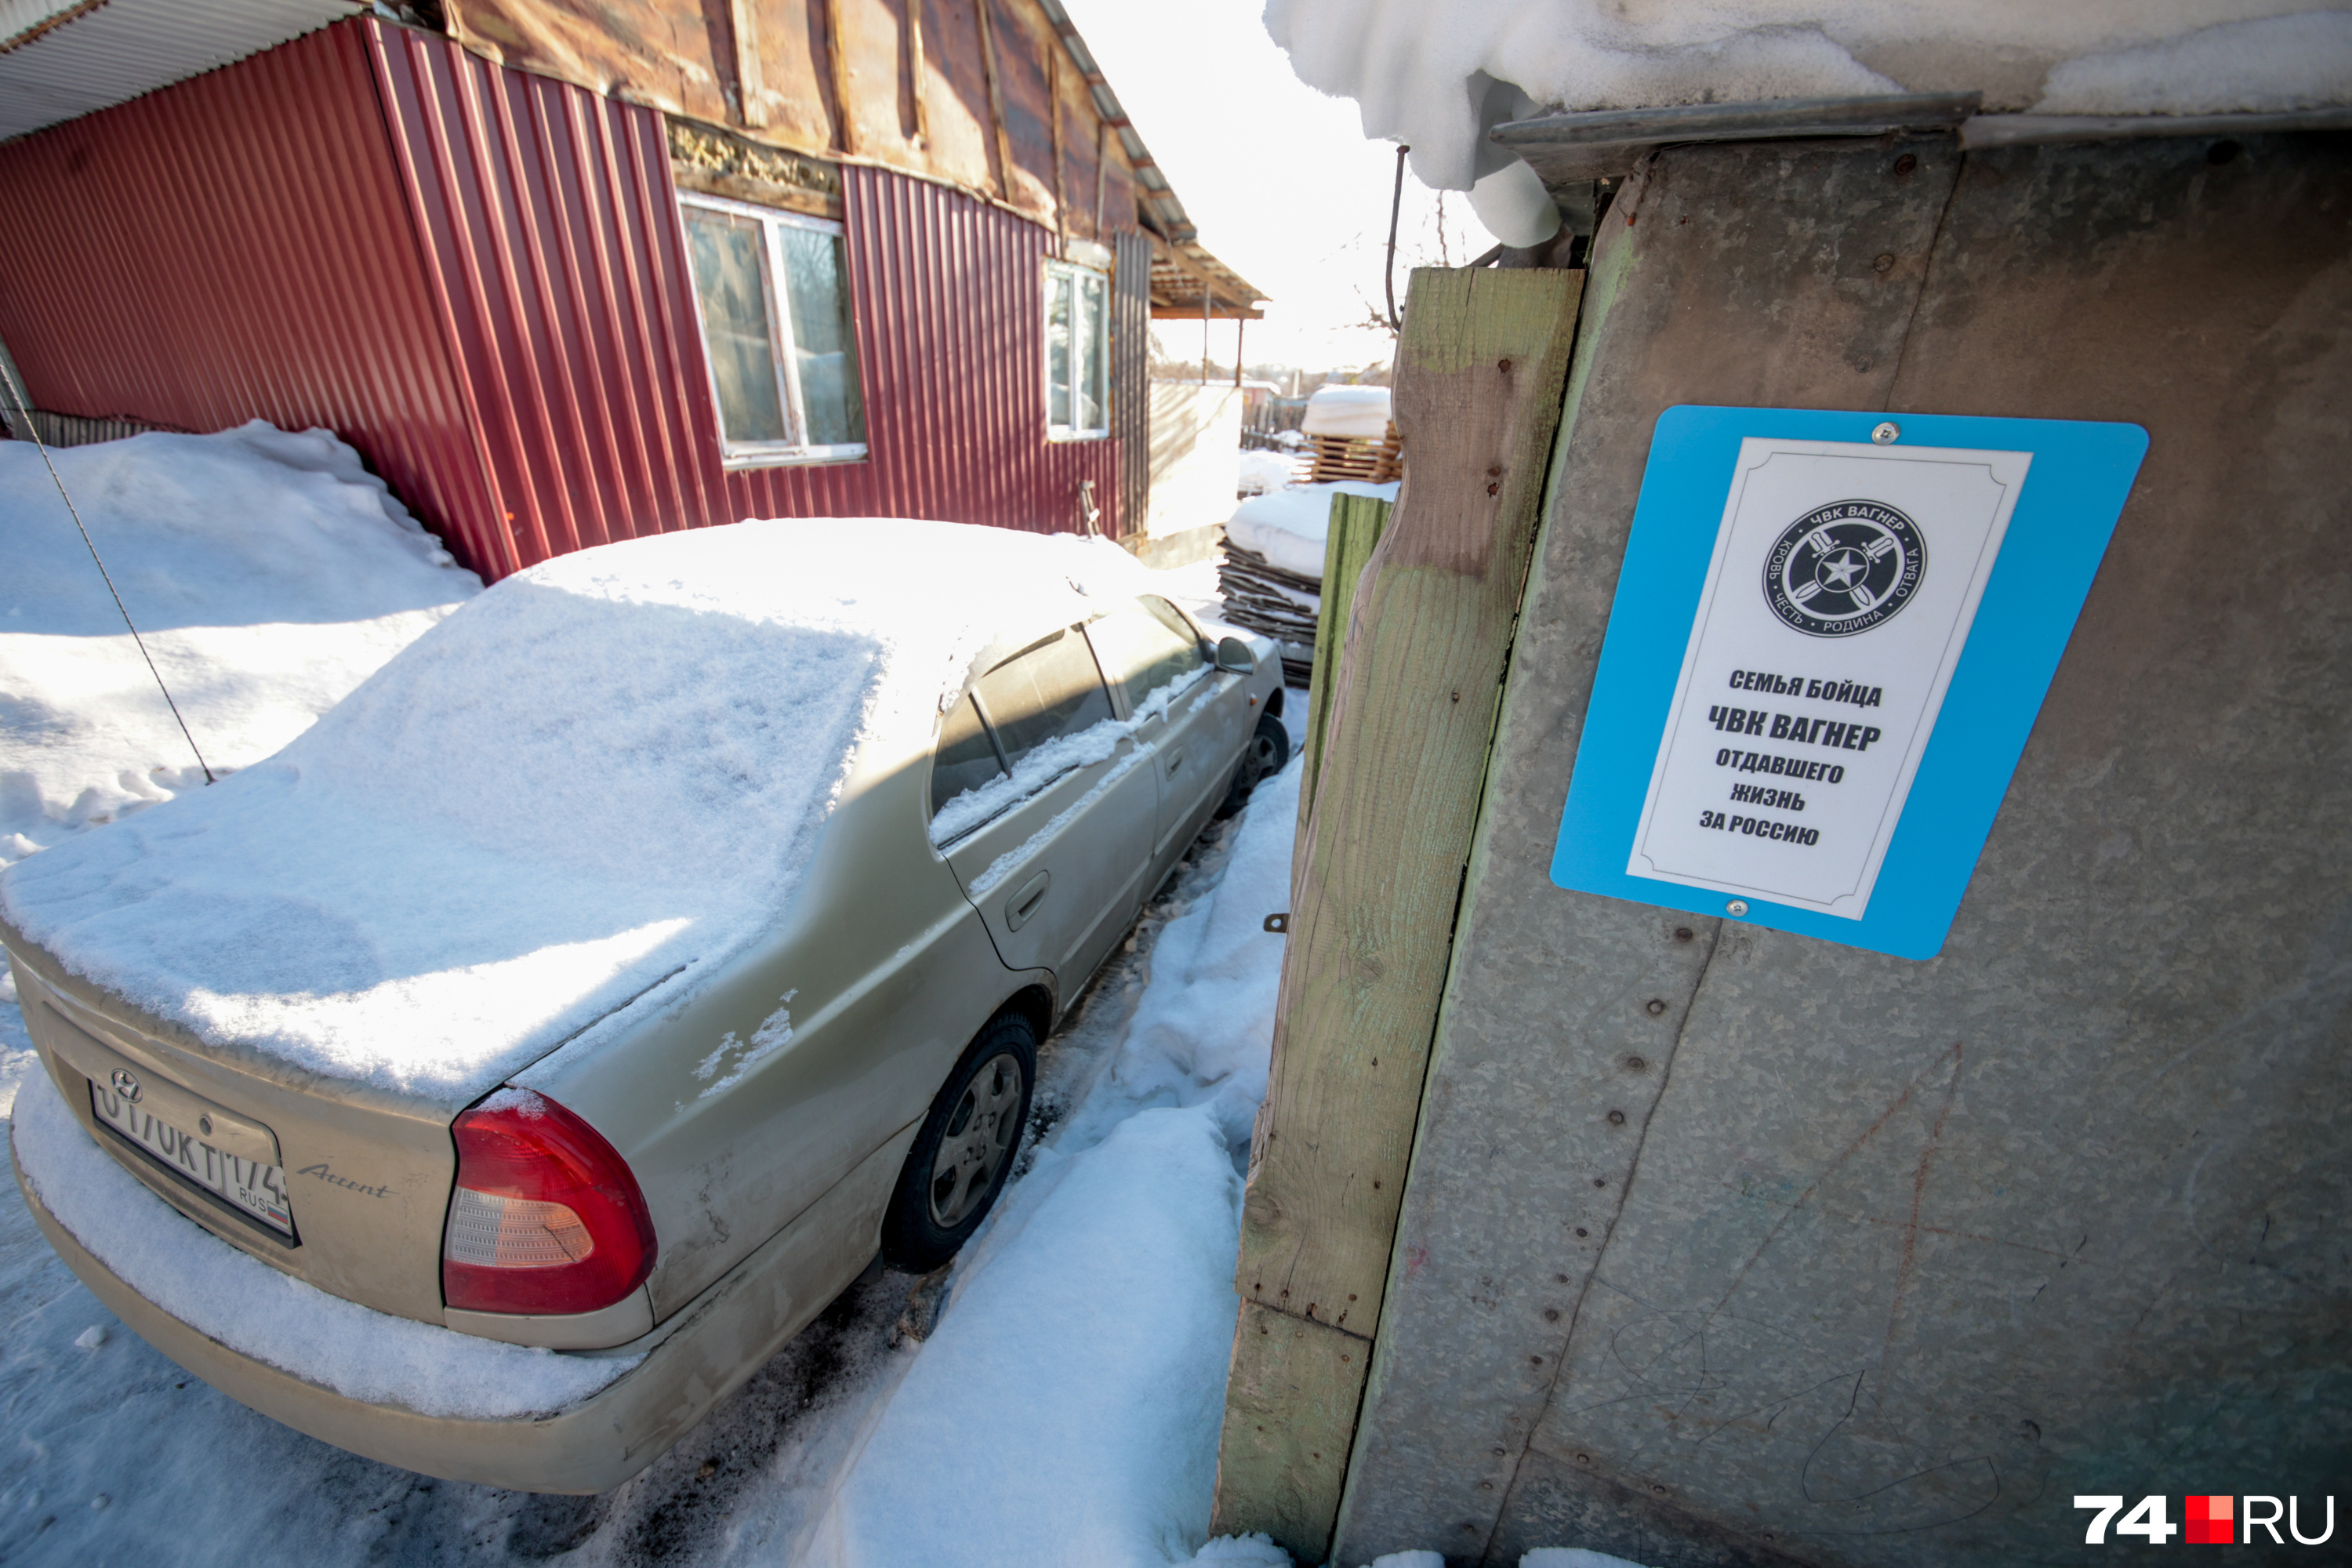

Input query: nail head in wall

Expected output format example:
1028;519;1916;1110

1625;1055;1646;1072
1575;1228;1588;1237
1894;153;1918;176
1592;1178;1606;1188
1645;998;1666;1015
1674;927;1693;941
1606;1109;1625;1125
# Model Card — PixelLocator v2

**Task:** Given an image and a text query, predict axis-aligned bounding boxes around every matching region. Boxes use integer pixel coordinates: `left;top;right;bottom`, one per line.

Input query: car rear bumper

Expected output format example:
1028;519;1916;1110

13;1110;915;1494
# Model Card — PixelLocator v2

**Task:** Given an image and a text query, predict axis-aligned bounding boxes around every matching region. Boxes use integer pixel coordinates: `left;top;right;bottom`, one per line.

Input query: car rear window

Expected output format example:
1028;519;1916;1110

930;693;1005;814
973;627;1114;767
1086;597;1207;715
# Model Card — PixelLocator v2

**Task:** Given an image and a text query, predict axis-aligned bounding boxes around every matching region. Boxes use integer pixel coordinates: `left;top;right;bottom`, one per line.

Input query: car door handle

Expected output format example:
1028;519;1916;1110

1166;748;1185;776
1005;870;1051;931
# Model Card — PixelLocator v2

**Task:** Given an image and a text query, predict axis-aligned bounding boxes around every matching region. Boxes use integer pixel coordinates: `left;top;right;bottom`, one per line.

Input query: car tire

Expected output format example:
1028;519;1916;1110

1214;713;1292;819
879;1010;1038;1272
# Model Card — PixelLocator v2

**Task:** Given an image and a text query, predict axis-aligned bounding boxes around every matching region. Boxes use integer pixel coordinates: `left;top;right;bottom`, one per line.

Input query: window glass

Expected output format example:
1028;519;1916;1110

684;209;788;445
1046;272;1073;430
1085;597;1206;715
776;223;866;448
974;628;1113;766
931;694;1006;814
1044;261;1109;438
1078;272;1108;432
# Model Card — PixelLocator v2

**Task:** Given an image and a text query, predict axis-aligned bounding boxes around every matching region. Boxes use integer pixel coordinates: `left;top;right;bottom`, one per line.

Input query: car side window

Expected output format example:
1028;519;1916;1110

971;627;1114;768
930;693;1007;814
1085;596;1207;716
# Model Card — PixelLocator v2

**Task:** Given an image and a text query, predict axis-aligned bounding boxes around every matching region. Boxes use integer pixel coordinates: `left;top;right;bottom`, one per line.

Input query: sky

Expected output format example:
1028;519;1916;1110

1060;0;1498;379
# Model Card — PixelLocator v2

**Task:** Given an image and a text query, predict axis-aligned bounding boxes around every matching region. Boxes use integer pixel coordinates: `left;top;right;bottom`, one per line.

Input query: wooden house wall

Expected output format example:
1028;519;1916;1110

440;0;1142;246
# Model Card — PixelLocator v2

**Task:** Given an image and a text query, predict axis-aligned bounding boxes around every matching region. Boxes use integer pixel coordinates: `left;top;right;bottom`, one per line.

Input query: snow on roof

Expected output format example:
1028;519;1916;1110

0;517;1149;1100
1301;383;1392;439
1228;480;1399;579
1265;1;2352;198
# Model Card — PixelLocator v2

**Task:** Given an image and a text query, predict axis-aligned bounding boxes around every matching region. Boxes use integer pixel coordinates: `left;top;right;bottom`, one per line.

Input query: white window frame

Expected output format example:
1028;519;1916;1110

1044;259;1111;442
677;192;868;468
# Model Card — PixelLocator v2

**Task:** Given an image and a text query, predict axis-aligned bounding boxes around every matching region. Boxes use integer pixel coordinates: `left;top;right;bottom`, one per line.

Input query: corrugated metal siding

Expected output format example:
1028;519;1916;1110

0;20;501;567
371;29;1120;562
0;16;1123;579
1112;228;1151;535
367;22;731;577
744;161;1123;539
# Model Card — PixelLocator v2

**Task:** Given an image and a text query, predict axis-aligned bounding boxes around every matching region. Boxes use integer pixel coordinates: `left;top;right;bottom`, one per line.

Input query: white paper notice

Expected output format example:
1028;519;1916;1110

1629;437;2031;918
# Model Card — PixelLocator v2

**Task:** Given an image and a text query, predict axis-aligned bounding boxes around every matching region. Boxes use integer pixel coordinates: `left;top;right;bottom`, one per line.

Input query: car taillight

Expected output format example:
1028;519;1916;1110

442;1087;657;1317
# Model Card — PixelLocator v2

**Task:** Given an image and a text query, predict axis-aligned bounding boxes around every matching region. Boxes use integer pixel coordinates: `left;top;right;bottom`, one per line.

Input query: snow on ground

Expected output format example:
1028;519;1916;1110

0;421;481;869
0;430;1645;1564
1228;481;1400;579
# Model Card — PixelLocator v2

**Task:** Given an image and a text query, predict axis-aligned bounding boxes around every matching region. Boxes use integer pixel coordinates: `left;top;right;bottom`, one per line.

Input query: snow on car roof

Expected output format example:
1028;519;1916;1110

0;517;1150;1101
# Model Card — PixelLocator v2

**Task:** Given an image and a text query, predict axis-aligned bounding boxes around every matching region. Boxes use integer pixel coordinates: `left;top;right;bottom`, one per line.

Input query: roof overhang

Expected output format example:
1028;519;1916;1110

0;0;364;142
1149;233;1263;321
1492;91;2352;192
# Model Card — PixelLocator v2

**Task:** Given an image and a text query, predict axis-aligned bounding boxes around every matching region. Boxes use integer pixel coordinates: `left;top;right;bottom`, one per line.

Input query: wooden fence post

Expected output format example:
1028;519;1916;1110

1212;266;1584;1561
1298;492;1391;826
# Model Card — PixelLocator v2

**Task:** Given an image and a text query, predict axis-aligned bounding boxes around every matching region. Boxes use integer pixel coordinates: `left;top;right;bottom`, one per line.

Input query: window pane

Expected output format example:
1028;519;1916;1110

975;628;1112;766
1046;271;1073;429
777;225;866;448
685;209;789;445
1079;274;1108;432
931;694;1007;813
1086;598;1205;715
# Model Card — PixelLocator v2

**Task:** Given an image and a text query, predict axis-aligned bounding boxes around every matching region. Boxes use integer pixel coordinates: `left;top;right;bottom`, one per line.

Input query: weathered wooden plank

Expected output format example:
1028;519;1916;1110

1209;1304;1370;1552
1215;265;1583;1562
1297;491;1391;832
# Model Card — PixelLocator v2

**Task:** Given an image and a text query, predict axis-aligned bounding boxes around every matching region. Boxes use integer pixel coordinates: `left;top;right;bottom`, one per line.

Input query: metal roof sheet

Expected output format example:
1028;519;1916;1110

0;0;361;140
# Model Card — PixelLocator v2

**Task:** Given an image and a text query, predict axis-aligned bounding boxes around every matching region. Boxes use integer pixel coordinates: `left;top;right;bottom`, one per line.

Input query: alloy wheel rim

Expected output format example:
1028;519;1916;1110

927;1051;1025;1229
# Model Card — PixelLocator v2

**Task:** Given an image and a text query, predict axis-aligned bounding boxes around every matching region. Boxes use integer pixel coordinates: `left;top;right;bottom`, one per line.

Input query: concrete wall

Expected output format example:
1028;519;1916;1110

1334;129;2351;1566
1148;380;1243;538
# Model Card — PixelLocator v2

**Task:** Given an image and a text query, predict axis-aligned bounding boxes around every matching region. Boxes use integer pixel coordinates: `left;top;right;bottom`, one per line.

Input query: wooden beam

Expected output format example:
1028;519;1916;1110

1298;492;1392;832
1213;265;1584;1564
1049;43;1068;248
1092;117;1109;238
905;0;930;145
728;0;766;130
1211;1304;1370;1554
972;0;1015;200
822;0;857;155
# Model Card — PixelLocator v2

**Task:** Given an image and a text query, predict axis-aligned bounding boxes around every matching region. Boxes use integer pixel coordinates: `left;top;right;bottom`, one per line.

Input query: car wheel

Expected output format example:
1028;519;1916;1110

880;1011;1038;1272
1214;713;1293;818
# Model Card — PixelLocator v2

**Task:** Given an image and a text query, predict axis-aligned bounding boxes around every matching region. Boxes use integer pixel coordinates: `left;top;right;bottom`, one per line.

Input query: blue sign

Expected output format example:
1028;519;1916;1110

1550;405;2147;960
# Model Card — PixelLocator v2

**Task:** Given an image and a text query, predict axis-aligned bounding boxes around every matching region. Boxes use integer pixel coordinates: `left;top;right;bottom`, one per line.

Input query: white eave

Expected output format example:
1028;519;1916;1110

0;0;365;142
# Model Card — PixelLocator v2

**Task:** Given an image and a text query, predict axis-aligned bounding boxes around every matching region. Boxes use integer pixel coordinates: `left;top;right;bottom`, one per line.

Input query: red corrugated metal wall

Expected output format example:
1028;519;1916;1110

0;22;501;569
0;17;1123;580
368;23;1122;568
367;23;731;579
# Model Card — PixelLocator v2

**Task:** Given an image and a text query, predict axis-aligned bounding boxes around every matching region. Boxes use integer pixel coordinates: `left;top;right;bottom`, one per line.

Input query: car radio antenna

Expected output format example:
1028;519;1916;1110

2;370;215;784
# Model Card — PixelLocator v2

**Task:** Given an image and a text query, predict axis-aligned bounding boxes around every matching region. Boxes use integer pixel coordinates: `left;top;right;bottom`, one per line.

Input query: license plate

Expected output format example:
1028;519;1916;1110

89;1080;296;1236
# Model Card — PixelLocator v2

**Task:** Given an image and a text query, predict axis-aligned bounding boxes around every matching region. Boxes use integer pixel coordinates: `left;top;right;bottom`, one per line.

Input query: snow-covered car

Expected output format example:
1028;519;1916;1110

2;517;1286;1493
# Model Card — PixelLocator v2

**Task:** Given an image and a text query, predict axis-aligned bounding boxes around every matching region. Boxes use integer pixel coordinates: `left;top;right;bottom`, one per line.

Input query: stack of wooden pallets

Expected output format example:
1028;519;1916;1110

1305;423;1403;485
1214;544;1321;686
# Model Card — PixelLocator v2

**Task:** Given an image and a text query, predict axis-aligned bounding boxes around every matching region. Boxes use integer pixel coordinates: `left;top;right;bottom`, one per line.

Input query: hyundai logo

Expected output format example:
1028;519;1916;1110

108;1067;141;1103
